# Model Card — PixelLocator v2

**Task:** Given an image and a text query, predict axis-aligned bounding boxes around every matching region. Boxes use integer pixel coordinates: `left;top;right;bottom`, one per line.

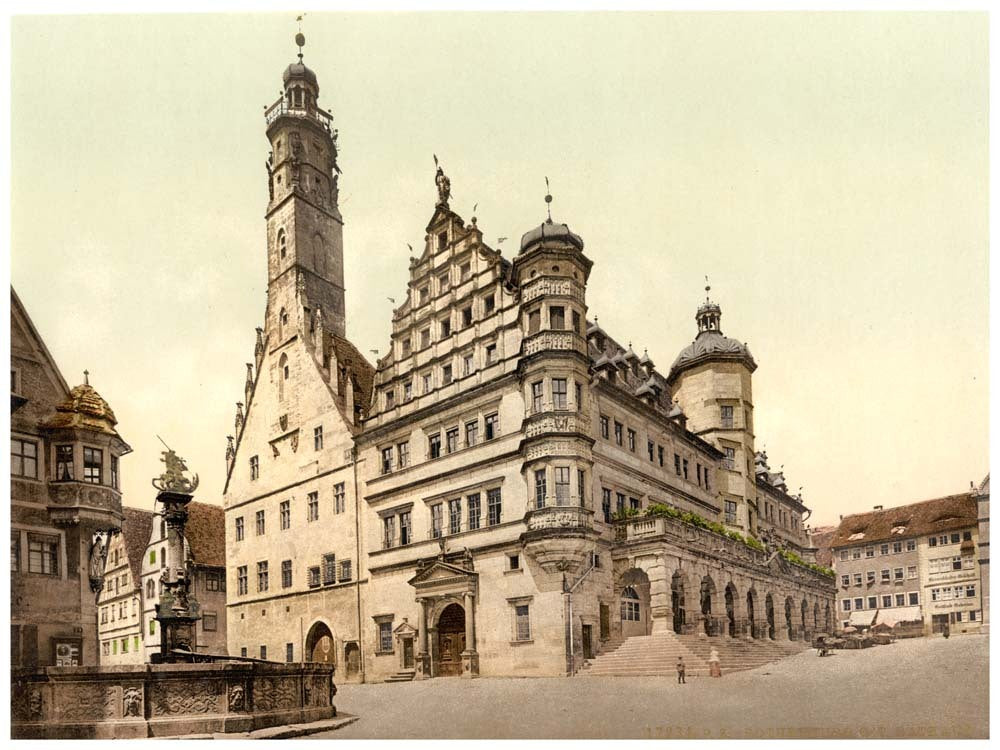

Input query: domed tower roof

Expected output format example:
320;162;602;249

282;32;319;94
41;373;121;435
519;218;584;254
667;284;756;383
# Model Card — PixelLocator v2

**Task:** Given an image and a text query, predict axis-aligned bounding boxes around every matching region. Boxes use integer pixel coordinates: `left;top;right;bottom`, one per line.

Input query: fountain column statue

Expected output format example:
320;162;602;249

150;445;203;663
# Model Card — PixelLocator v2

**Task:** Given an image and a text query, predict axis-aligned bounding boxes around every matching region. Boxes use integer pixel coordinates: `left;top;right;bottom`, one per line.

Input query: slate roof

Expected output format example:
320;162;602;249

519;218;584;253
328;332;375;413
830;493;977;549
184;501;225;568
809;525;838;568
668;330;756;381
121;506;154;584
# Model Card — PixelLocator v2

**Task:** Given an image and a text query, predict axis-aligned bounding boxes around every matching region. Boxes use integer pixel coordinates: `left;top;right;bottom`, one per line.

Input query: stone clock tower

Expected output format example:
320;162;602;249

263;33;346;341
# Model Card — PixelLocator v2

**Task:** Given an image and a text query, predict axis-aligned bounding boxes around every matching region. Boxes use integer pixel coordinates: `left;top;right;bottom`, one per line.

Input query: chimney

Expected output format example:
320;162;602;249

873;505;883;511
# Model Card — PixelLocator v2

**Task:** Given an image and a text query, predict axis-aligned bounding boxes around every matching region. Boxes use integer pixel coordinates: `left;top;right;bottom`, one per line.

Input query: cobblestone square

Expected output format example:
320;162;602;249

316;635;988;739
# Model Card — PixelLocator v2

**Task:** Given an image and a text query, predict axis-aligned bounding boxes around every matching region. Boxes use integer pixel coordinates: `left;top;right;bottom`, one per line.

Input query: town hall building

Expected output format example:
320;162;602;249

223;36;836;682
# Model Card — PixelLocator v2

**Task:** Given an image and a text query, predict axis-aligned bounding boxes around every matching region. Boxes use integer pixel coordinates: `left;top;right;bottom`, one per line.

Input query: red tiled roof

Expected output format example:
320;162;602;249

830;493;977;549
809;526;837;568
185;501;225;568
122;505;154;583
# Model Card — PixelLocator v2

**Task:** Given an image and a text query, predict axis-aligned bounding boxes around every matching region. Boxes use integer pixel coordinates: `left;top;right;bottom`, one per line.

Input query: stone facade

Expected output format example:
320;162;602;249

831;493;983;635
97;506;151;665
222;42;836;682
11;288;131;668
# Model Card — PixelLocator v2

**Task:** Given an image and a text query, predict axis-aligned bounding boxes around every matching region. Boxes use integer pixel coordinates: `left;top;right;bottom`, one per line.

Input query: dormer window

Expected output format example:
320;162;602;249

401;338;412;357
459;262;471;281
437;232;447;250
419;287;429;305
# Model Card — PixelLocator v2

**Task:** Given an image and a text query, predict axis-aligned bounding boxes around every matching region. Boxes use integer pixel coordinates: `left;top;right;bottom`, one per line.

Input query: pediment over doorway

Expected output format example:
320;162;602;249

408;557;477;598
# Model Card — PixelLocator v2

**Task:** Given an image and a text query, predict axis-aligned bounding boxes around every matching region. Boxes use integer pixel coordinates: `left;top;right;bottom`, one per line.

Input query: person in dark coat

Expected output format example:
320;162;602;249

676;656;686;684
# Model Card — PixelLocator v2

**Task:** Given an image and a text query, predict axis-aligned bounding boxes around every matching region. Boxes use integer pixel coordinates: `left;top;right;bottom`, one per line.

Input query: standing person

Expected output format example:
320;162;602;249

676;656;686;684
709;648;722;678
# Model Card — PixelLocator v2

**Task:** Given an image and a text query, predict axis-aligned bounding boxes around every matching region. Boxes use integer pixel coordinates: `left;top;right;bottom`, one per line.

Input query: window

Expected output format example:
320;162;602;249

487;488;502;526
399;512;411;546
614;421;623;446
257;561;269;592
658;446;664;467
894;593;905;607
854;598;864;610
431;504;443;539
866;571;875;583
385;389;395;409
508;554;520;570
384;444;398;472
235;517;245;542
882;594;892;607
419;287;429;305
627;429;636;452
446;428;459;454
314;426;323;451
852;549;861;560
379;621;393;653
966;584;976;598
534;469;547;509
906;539;916;551
438;269;449;288
484;413;499;440
440;317;452;338
648;440;655;461
27;534;58;575
674;454;682;476
402;338;412;357
55;445;74;480
723;447;735;471
531;381;543;413
465;421;478;448
893;567;904;581
449;499;462;534
963;530;973;542
853;573;862;586
881;569;890;582
616;492;626;514
10;533;19;573
485;343;497;365
308;566;321;587
721;405;734;428
240;647;248;658
466;495;480;531
256;510;266;535
600;416;609;439
280;500;290;530
206;570;224;592
111;455;119;489
339;559;352;582
907;565;917;579
11;439;38;478
396;442;410;469
461;307;473;328
307;492;319;522
629;496;640;511
842;599;852;611
867;596;877;610
460;262;471;281
203;612;218;631
286;643;294;663
331;483;345;515
429;434;441;459
575;382;583;410
237;566;248;596
682;459;689;480
578;469;586;505
484;294;496;315
553;379;568;410
528;309;541;334
908;592;919;606
260;645;267;660
514;604;531;641
951;532;960;544
841;575;850;587
462;353;474;376
892;541;902;554
724;500;738;525
865;546;874;558
621;586;641;621
442;364;453;386
250;455;259;480
549;306;565;330
420;328;431;349
554;467;570;505
323;554;336;585
383;516;396;549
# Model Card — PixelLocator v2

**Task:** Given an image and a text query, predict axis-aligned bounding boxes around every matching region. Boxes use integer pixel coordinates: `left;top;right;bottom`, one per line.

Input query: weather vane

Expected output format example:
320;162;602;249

705;274;711;300
295;14;306;62
544;176;553;222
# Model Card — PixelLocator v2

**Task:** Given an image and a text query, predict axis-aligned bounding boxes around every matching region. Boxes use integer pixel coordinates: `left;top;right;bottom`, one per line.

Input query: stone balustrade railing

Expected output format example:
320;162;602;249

525;505;593;534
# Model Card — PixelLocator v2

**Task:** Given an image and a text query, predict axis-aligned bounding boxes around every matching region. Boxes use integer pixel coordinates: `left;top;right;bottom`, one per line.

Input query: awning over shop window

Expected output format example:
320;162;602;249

876;606;922;627
848;610;877;627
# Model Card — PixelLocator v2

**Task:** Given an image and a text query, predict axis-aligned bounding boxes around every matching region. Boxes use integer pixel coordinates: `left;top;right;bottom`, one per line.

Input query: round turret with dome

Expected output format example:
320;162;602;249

667;285;756;383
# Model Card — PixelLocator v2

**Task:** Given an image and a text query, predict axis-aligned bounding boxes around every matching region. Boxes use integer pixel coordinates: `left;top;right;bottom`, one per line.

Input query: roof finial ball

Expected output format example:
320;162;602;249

295;13;306;63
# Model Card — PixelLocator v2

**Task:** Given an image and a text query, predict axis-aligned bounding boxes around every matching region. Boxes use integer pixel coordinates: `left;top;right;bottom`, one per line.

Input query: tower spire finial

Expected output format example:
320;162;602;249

295;14;306;63
544;176;553;223
705;274;711;301
83;369;89;386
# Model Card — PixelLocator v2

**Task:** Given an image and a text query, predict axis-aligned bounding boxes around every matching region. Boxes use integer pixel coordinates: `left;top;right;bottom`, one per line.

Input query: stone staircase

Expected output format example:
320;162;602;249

580;630;809;677
385;669;416;683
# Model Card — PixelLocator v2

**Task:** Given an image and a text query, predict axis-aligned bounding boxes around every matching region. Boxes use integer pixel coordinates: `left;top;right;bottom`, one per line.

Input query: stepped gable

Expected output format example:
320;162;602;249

830;492;977;548
122;506;154;582
184;501;225;567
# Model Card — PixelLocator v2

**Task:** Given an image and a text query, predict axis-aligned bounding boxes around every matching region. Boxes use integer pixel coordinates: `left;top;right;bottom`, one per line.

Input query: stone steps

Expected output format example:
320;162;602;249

385;669;416;683
580;630;810;677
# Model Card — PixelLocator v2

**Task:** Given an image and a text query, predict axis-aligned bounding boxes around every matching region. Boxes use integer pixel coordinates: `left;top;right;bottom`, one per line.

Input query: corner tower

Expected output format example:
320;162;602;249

264;33;346;340
666;286;758;535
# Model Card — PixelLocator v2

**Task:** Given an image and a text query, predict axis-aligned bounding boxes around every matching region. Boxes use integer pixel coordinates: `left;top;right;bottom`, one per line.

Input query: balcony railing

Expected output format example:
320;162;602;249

265;98;333;133
525;505;593;534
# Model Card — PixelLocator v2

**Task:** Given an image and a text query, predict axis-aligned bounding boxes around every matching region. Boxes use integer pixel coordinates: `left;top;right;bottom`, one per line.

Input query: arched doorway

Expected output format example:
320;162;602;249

620;568;652;638
305;621;335;665
671;571;686;634
765;594;776;640
746;589;757;638
725;583;737;637
801;600;809;640
435;603;466;677
700;576;717;635
785;598;794;639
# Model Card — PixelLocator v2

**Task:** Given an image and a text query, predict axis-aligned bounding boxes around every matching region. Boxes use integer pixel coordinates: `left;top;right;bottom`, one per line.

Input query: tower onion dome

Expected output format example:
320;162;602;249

519;218;584;254
283;61;318;90
42;380;120;435
666;291;756;383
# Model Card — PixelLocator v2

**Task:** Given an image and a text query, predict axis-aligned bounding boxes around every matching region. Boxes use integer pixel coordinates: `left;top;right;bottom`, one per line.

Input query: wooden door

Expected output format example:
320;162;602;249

403;637;414;669
582;625;593;660
599;605;610;640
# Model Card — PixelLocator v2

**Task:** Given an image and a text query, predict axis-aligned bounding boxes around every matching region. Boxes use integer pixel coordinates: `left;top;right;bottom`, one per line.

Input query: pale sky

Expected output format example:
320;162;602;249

10;12;988;528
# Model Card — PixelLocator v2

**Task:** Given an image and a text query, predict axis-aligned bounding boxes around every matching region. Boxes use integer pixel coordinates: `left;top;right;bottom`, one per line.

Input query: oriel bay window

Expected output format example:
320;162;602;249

554;467;570;505
549;306;565;330
552;379;568;410
534;469;547;508
531;381;543;413
55;445;74;480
